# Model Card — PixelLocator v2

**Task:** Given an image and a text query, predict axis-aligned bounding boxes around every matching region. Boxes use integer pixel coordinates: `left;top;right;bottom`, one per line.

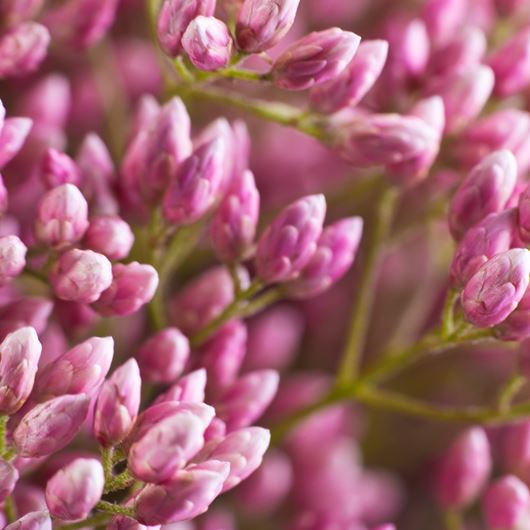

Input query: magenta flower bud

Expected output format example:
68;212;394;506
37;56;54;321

217;370;279;430
162;138;226;225
0;174;7;215
256;194;326;283
136;327;190;384
449;149;518;240
287;217;363;298
135;460;230;525
154;368;207;405
5;511;51;530
462;249;530;328
0;117;33;169
434;427;491;509
14;394;90;457
182;16;232;71
45;458;104;521
107;516;160;530
0;459;19;502
503;421;530;483
0;22;50;78
235;0;300;53
40;148;81;189
0;327;41;414
83;216;134;261
35;184;89;248
0;297;52;340
496;286;530;340
0;235;27;286
310;40;389;113
272;28;361;91
483;476;530;530
34;336;114;400
422;0;466;46
156;0;216;57
128;402;215;483
94;359;141;447
92;262;159;317
519;182;530;244
50;249;113;304
211;170;260;263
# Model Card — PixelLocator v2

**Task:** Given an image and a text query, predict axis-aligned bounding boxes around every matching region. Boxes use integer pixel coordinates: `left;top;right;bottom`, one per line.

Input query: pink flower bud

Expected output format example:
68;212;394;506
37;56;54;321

271;28;361;90
5;511;51;530
310;40;389;113
162;138;226;225
83;216;134;261
210;170;260;263
135;460;230;525
156;0;216;57
0;117;33;169
422;0;466;46
217;370;279;430
434;427;492;509
0;327;41;414
0;459;19;502
0;298;52;341
0;174;7;215
94;359;141;447
496;286;530;340
0;22;50;78
182;16;232;71
45;458;104;521
449;150;518;240
462;249;530;328
128;402;215;483
50;249;113;304
34;336;114;400
154;368;207;405
14;394;90;457
503;421;530;483
35;184;89;248
39;148;81;188
256;194;326;283
518;182;530;244
107;516;160;530
235;0;300;53
287;217;363;298
483;476;530;530
0;235;26;285
92;262;159;316
136;327;190;384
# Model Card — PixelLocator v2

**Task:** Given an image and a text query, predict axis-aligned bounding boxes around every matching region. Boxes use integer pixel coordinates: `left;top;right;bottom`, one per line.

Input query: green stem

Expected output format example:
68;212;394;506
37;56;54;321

0;415;6;456
101;447;114;483
444;510;464;530
497;374;527;413
4;495;16;523
104;470;136;494
337;184;399;386
96;500;136;517
216;66;270;82
441;289;459;339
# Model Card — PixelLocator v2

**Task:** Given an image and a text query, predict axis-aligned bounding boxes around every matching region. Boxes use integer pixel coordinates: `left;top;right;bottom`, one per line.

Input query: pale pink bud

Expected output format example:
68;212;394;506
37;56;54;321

462;249;530;328
0;117;33;169
154;368;207;405
0;459;19;502
182;16;232;71
39;148;81;188
0;235;27;285
435;427;492;509
14;394;90;457
94;359;141;447
0;327;41;414
156;0;216;57
235;0;300;53
34;336;114;400
92;262;159;316
422;0;466;46
135;460;230;525
272;28;361;90
45;458;104;521
34;184;89;248
210;169;260;263
483;476;530;530
503;421;530;483
83;216;134;261
5;511;51;530
310;40;389;113
162;138;226;225
256;194;326;283
449;150;518;240
0;22;50;78
287;217;363;298
50;249;113;304
217;370;279;430
136;328;190;384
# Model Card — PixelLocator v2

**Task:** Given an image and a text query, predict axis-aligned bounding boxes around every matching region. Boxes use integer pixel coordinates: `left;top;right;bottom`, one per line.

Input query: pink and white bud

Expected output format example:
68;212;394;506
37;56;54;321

434;426;492;509
39;148;81;189
92;262;159;317
462;249;530;328
256;194;326;283
449;149;518;240
235;0;300;53
50;249;113;304
154;369;207;405
0;117;33;169
45;458;104;521
0;459;19;502
483;476;530;530
422;0;466;46
0;22;50;78
5;511;51;530
83;216;134;261
271;28;361;90
136;327;190;384
94;359;141;447
0;235;26;286
14;394;90;457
